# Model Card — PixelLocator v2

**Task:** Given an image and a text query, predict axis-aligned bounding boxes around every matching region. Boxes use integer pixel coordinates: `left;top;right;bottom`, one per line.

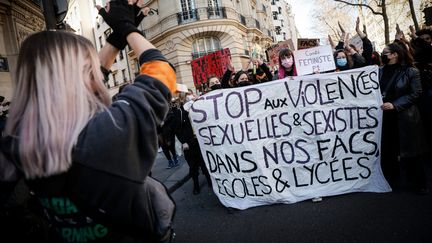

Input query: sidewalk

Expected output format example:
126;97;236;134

151;151;190;193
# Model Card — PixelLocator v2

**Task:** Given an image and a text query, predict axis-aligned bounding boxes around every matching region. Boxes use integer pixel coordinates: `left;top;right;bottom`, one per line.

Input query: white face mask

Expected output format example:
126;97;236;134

281;57;294;68
186;95;194;102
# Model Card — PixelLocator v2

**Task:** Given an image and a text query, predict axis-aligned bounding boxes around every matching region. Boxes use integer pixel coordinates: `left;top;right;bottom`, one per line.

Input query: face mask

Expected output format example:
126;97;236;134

336;58;348;67
210;84;222;90
237;81;252;87
281;57;294;68
186;95;194;102
381;54;390;65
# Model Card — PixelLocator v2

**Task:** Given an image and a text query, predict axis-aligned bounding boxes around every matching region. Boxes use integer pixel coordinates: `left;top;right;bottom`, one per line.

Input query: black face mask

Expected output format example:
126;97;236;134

237;81;252;87
381;54;390;65
210;84;222;90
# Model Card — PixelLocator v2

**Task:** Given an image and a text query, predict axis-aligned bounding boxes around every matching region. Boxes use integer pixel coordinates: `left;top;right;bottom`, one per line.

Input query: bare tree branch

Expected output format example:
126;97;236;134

333;0;383;15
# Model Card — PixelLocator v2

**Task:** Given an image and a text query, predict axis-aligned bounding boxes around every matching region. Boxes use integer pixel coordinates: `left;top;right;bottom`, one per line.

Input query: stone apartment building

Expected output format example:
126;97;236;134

0;0;299;96
138;0;277;90
271;0;297;48
0;0;44;100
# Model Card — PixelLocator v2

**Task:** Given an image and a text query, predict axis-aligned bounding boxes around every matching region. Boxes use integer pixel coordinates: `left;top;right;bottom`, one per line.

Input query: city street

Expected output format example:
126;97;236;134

1;1;432;243
171;162;432;243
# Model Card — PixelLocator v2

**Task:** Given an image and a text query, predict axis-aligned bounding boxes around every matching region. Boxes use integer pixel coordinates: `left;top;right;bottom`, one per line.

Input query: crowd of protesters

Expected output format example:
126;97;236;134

0;0;432;240
187;18;432;195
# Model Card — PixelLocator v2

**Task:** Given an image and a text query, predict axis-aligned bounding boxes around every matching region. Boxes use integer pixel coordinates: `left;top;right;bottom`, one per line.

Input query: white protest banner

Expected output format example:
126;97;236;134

293;45;336;76
189;65;391;210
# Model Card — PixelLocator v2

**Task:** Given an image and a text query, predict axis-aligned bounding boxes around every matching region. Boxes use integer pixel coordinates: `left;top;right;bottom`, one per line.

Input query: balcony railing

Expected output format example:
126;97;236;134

207;7;227;19
142;7;271;40
177;9;199;24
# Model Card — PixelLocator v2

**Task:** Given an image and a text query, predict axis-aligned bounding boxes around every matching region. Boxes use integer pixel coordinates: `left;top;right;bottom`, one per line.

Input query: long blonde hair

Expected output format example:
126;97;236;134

5;31;111;179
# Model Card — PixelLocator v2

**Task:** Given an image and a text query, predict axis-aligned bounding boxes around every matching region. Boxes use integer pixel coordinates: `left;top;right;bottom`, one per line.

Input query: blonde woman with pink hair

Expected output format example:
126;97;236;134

0;1;176;242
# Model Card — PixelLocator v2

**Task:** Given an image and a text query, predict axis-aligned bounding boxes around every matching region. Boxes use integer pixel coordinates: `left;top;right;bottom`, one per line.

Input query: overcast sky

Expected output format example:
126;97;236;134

286;0;317;38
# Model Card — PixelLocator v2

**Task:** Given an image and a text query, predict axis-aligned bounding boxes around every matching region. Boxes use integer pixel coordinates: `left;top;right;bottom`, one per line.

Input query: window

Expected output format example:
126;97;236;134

119;50;124;60
208;0;221;17
122;69;127;81
99;36;103;48
208;0;220;8
180;0;196;21
113;73;118;86
273;11;278;20
191;37;221;59
278;7;282;14
242;37;249;55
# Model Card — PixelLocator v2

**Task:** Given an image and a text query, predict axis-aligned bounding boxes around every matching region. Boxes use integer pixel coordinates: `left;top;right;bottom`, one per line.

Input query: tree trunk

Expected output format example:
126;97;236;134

382;0;390;44
408;0;420;31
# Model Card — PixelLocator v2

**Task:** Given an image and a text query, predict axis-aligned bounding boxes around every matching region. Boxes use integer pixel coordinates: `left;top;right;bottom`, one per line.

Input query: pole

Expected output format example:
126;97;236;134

41;0;57;30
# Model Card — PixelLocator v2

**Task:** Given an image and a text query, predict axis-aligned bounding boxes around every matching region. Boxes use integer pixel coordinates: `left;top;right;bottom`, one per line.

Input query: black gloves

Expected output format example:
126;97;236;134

99;0;145;50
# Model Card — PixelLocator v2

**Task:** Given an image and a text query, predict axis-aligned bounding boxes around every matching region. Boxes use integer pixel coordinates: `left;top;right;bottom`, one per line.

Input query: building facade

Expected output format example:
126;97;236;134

64;0;97;44
0;0;44;100
138;0;277;90
271;0;297;48
91;0;133;97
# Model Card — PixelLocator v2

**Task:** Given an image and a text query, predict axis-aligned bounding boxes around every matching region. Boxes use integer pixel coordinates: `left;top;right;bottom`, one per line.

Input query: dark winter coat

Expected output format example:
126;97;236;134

174;107;195;146
1;49;176;242
379;65;426;157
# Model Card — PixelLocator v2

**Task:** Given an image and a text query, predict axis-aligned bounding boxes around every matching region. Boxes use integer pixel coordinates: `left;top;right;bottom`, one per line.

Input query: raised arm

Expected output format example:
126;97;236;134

96;1;146;70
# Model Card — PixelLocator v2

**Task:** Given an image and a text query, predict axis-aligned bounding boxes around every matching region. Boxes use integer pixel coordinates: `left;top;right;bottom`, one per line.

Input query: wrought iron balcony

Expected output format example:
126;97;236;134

142;7;269;40
207;7;227;19
177;9;199;24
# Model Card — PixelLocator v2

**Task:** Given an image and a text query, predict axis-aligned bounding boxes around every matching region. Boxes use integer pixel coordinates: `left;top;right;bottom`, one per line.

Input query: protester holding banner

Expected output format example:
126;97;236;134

208;75;223;91
175;103;211;195
277;48;297;79
334;49;354;71
250;59;273;83
379;42;429;194
334;45;366;72
409;27;432;151
233;70;254;87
